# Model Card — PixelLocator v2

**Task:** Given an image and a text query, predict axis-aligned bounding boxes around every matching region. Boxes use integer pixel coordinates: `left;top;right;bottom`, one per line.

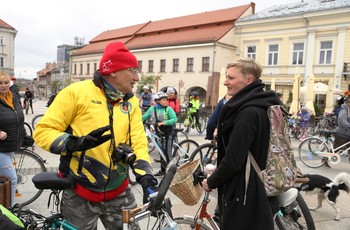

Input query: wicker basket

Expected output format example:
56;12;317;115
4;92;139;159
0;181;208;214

170;160;203;206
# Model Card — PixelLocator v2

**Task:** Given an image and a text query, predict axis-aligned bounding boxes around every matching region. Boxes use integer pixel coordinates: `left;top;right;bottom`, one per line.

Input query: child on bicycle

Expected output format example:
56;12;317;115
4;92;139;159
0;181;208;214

188;91;201;129
142;92;177;176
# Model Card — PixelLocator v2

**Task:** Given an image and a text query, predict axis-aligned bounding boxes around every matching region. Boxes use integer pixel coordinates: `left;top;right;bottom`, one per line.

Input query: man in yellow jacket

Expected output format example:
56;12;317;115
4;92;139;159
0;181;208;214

34;41;157;229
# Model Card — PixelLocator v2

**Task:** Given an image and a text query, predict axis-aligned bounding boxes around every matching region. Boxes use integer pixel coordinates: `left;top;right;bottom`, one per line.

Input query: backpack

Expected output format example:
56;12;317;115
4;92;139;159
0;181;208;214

247;105;298;196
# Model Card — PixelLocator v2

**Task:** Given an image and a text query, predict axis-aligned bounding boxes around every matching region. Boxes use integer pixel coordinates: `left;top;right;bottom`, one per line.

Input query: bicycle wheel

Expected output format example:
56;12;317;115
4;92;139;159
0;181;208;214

174;130;188;143
173;139;199;165
275;193;315;230
14;148;47;206
189;143;217;171
32;114;44;130
196;114;207;134
298;137;329;168
174;217;213;230
24;122;33;137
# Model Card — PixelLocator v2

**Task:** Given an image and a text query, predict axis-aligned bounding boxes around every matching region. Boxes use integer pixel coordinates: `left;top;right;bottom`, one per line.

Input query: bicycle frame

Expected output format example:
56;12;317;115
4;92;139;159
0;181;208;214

186;191;219;230
308;137;348;164
145;126;189;165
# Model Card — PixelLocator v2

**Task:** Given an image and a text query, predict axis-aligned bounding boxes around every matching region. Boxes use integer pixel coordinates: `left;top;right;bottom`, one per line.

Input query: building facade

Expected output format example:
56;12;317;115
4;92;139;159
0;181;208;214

70;4;255;106
235;0;350;110
0;19;17;76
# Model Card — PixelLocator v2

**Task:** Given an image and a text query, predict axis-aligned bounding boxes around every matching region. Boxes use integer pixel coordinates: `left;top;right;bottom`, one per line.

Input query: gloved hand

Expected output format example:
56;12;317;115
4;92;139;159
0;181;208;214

139;175;158;204
187;102;193;108
66;125;112;153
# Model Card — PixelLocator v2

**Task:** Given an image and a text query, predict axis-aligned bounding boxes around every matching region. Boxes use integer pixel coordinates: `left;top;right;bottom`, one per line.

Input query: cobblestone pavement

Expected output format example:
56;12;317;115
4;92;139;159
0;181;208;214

21;100;350;229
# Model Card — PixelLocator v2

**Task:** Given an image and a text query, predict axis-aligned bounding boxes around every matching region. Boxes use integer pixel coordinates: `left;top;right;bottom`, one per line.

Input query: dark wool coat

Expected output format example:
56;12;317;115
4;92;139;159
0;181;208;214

207;80;280;230
0;92;25;152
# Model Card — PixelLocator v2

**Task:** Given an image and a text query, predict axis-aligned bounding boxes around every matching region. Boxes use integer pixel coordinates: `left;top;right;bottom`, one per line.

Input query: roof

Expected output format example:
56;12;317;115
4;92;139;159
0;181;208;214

0;19;15;30
238;0;350;22
72;3;252;56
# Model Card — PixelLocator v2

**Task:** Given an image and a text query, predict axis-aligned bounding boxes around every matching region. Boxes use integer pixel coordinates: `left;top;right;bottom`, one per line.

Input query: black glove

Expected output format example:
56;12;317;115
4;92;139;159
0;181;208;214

66;125;112;152
139;175;158;204
187;102;193;108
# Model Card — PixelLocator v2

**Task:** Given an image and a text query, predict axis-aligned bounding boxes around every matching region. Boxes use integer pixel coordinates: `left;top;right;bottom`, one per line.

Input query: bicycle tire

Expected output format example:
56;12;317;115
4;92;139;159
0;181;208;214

32;114;44;130
275;193;315;230
196;113;207;134
174;217;213;230
189;143;217;171
298;137;329;168
24;122;33;137
14;148;47;206
173;139;199;165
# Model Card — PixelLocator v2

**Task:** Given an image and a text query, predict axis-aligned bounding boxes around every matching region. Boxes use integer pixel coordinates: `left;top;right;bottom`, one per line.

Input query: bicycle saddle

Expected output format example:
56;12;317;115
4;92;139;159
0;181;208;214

32;172;75;190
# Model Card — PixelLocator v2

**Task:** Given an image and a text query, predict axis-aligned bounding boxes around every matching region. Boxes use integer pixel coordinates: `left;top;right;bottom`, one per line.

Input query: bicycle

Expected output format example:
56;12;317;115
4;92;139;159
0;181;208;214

24;121;33;136
298;131;350;168
189;142;218;172
14;143;47;207
174;167;315;230
32;114;44;130
122;164;178;229
288;117;301;139
23;98;31;115
180;105;207;135
308;114;336;135
12;172;78;229
146;122;189;153
144;122;198;168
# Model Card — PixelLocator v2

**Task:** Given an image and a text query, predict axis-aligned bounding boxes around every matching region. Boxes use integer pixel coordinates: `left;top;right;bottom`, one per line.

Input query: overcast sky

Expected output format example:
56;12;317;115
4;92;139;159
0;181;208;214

1;0;299;79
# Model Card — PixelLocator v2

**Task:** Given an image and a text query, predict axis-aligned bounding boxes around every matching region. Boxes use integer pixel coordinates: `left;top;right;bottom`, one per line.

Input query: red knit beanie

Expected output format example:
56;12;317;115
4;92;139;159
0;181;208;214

99;42;138;75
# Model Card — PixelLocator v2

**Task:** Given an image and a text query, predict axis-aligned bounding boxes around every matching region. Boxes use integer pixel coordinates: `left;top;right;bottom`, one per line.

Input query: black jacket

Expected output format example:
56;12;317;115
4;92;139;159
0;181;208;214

0;92;25;152
207;80;280;230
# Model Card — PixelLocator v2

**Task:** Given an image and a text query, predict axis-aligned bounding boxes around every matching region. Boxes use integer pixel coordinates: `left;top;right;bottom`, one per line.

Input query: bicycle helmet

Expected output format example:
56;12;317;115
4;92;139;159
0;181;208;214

143;85;149;90
191;91;199;96
154;91;168;100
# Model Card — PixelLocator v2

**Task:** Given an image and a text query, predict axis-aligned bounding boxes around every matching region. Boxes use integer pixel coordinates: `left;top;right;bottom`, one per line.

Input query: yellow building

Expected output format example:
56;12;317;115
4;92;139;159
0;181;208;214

235;0;350;111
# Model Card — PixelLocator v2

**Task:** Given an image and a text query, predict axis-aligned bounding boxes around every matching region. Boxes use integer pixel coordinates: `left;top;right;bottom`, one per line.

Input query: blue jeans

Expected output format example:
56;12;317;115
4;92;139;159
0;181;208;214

0;152;17;207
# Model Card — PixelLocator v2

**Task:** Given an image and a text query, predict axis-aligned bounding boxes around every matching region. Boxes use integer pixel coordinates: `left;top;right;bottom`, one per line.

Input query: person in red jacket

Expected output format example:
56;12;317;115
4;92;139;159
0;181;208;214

166;86;180;115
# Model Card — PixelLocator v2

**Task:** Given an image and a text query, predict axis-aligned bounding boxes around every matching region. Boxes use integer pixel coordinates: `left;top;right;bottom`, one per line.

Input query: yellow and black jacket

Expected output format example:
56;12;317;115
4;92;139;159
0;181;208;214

34;79;152;199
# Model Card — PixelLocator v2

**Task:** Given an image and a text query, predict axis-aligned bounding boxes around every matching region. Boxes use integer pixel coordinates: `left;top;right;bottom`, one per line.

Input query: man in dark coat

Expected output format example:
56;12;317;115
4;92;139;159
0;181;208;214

202;58;280;229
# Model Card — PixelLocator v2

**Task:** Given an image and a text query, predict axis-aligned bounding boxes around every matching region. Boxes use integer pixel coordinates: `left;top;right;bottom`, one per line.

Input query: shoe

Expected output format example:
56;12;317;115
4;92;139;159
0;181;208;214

154;170;165;176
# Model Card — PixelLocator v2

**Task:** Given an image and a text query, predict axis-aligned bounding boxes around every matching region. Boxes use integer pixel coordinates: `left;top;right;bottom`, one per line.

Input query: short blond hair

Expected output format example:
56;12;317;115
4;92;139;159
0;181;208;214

227;58;262;80
0;72;10;82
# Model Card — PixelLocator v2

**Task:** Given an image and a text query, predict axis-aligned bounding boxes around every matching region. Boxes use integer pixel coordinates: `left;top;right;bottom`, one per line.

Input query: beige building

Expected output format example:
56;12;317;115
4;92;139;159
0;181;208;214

0;19;17;76
70;3;255;106
235;0;350;110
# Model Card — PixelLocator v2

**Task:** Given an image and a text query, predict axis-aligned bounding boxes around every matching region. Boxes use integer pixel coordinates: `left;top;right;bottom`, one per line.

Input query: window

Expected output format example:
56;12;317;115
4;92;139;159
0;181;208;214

173;58;179;72
319;41;332;64
94;63;97;72
292;43;304;65
0;37;4;45
148;60;154;72
74;64;77;75
186;58;194;72
0;57;3;68
247;46;256;60
202;57;210;71
80;64;83;75
86;63;90;74
268;44;279;65
138;60;142;72
160;59;166;72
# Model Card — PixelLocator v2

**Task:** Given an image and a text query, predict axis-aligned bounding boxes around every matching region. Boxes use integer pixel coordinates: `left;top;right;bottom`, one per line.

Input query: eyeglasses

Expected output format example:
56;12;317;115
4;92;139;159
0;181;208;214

128;68;139;75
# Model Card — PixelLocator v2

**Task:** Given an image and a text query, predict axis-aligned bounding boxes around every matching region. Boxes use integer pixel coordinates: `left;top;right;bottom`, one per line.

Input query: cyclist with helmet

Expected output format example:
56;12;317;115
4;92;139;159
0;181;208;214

139;85;153;113
142;91;177;176
188;91;201;129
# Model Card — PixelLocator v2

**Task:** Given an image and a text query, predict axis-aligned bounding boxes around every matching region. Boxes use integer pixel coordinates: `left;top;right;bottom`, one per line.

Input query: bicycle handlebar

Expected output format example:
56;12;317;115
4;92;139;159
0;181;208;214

149;164;177;213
